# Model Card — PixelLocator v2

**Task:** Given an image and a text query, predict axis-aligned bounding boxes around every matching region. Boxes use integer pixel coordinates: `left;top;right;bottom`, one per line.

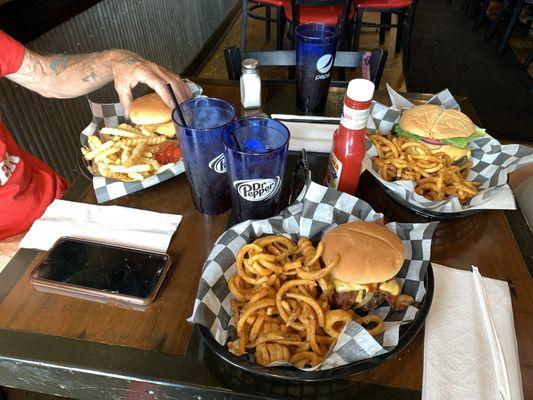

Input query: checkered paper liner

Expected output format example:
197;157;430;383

363;86;533;213
80;80;202;204
190;181;438;370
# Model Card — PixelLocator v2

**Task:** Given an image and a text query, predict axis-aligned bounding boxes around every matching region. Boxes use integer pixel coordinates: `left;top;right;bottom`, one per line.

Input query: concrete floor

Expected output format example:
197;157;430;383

198;3;532;84
198;5;408;91
485;1;533;76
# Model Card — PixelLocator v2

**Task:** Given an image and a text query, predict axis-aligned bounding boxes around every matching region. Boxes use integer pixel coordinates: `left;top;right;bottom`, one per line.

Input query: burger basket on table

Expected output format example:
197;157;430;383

190;181;438;379
79;81;202;204
363;86;533;217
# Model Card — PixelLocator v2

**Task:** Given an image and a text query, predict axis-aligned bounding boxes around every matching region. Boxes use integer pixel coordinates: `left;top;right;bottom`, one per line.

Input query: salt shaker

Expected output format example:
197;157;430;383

240;58;261;109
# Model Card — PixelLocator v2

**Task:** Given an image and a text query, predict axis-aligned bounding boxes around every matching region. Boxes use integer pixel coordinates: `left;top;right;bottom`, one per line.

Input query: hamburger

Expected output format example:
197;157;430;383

396;104;485;163
322;221;413;312
129;93;176;138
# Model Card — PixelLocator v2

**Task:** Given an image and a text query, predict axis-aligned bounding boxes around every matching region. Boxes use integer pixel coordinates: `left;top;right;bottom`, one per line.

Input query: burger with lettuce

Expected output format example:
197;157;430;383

396;104;486;164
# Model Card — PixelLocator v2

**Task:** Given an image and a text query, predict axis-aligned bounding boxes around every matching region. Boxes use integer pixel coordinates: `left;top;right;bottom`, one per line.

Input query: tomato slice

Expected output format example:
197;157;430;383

156;142;182;164
421;138;445;146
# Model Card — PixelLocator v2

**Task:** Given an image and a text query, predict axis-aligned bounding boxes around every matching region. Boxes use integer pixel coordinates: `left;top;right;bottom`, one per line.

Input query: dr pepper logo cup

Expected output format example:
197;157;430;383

222;117;289;223
233;176;282;202
173;97;236;215
295;23;340;113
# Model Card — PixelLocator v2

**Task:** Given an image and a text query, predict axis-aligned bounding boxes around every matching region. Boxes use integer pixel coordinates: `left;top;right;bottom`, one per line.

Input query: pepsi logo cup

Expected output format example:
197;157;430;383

295;23;340;113
316;54;334;75
208;153;227;174
222;117;289;223
173;97;236;215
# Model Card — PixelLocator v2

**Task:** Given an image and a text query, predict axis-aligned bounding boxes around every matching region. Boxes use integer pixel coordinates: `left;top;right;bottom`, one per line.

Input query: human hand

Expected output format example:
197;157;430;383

109;50;190;117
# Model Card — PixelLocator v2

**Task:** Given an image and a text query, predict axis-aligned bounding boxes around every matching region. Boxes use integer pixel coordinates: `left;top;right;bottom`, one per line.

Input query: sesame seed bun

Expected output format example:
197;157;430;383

322;221;406;284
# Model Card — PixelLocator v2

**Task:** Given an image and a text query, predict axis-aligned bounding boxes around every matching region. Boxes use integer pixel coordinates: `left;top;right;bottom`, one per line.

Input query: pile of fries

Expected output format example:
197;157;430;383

81;124;179;182
369;133;480;203
228;235;383;368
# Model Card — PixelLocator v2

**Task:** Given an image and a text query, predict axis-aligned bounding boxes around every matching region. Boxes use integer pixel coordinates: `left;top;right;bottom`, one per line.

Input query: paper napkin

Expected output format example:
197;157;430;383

423;264;523;400
20;199;182;253
283;122;336;153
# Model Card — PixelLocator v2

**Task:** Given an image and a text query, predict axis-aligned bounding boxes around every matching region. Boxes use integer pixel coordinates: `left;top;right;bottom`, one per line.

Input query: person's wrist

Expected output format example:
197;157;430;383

104;49;139;69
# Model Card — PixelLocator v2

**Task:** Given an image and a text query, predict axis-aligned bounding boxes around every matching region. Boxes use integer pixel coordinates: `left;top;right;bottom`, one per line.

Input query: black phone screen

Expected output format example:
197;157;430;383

32;238;169;299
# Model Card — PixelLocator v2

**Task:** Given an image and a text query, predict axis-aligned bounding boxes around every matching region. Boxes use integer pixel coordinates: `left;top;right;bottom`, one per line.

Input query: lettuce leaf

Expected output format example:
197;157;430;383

394;125;486;148
440;127;486;148
395;126;422;141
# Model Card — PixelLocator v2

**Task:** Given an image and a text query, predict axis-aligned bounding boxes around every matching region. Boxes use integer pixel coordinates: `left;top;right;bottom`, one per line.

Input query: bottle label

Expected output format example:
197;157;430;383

340;103;371;131
325;151;342;189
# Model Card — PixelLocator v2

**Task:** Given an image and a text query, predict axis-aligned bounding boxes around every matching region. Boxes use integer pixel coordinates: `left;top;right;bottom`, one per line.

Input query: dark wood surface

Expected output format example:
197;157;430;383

0;78;530;399
0;172;230;356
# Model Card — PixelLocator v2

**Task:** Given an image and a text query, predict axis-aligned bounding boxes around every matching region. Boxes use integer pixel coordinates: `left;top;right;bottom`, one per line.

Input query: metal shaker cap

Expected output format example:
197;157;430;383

242;58;259;72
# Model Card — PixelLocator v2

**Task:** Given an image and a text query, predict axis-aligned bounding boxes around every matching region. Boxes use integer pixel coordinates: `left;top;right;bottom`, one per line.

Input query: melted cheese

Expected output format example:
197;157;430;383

333;278;400;297
425;144;471;162
332;279;371;294
378;279;400;296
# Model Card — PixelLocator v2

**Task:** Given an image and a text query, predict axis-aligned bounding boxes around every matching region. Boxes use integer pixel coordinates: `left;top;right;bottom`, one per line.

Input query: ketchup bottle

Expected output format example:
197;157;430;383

325;79;375;194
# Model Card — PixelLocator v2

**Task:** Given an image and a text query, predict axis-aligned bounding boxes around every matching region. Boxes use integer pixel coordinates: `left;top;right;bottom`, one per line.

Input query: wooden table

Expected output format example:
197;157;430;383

0;78;531;400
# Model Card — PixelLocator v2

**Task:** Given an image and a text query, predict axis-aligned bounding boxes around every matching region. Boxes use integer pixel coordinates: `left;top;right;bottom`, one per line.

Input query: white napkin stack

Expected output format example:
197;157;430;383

423;264;523;400
271;114;337;153
20;199;182;253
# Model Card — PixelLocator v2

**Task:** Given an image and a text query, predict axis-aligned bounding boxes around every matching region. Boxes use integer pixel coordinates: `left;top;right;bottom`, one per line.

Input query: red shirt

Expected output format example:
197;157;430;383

0;30;68;240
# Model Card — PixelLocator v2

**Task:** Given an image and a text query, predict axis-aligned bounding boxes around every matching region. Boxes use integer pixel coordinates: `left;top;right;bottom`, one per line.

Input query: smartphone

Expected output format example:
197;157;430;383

30;237;172;310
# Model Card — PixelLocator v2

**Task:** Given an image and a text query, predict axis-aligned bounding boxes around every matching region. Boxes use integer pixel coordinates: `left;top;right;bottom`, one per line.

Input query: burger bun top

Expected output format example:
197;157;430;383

399;104;475;139
129;93;173;126
323;221;406;284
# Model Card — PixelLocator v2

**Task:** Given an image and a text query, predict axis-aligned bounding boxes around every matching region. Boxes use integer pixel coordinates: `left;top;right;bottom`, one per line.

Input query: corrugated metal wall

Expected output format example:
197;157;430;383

0;0;238;182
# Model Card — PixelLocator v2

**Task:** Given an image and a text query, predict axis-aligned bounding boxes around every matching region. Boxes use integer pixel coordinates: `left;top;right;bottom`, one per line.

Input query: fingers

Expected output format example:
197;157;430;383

113;57;191;115
169;77;188;104
115;81;134;118
159;66;191;102
133;66;174;109
151;65;190;105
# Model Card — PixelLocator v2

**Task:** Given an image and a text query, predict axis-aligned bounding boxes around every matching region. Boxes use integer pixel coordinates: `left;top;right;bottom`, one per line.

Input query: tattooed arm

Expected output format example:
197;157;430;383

5;49;190;116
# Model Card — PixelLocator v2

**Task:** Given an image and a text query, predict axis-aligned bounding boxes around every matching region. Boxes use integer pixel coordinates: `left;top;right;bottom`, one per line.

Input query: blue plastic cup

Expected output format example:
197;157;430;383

222;118;290;223
295;23;340;113
173;97;236;215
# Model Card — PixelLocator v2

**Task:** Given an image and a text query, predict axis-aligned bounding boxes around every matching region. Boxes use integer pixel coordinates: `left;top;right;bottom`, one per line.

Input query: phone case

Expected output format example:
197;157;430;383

29;237;172;312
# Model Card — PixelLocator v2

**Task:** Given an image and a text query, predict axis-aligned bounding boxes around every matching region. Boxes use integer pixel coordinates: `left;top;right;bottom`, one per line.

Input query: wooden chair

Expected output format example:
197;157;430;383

223;46;388;87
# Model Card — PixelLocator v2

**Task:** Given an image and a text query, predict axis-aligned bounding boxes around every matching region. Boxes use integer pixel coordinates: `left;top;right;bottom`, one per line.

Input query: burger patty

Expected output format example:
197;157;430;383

331;290;387;311
331;291;360;310
360;292;387;311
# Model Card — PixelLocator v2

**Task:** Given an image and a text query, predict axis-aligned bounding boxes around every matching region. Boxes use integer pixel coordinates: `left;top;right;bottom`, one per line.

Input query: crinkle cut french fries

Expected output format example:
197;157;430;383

81;124;177;182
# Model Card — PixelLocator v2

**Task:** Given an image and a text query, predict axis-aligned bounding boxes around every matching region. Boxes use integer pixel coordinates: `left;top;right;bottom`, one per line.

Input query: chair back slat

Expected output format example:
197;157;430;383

242;51;365;68
224;46;243;80
224;47;388;87
245;51;296;66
